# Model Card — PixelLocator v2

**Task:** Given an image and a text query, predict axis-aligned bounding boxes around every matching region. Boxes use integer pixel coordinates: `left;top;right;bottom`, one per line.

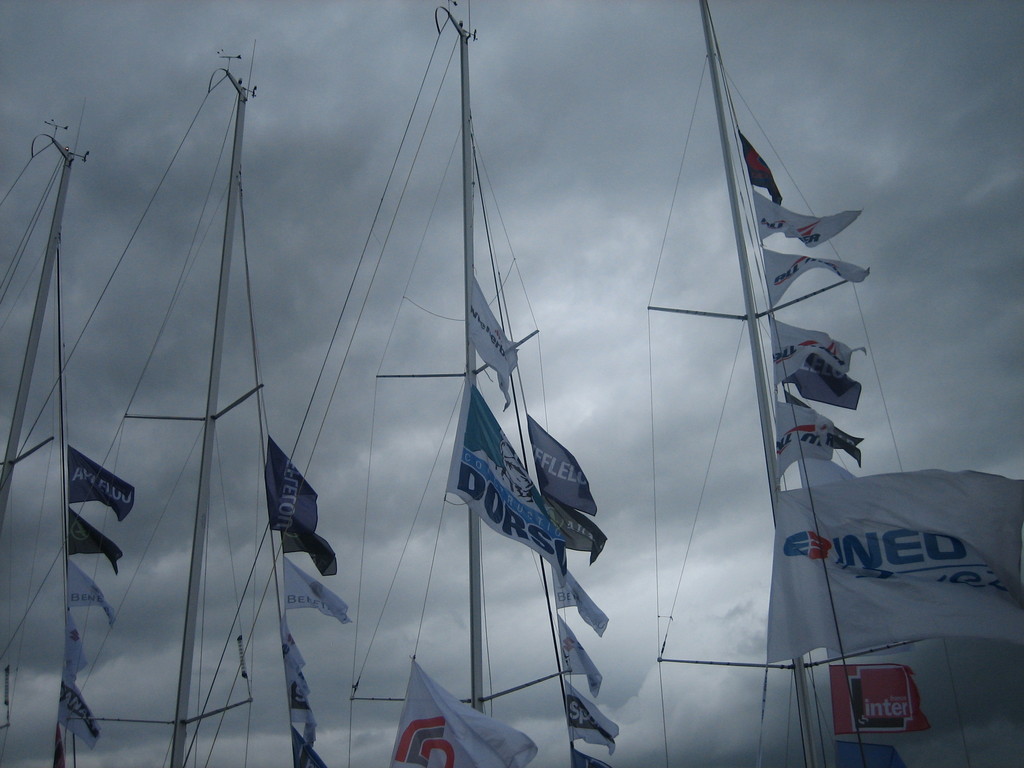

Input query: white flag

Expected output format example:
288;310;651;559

754;193;861;248
767;470;1024;662
564;680;619;754
772;320;859;385
762;248;869;306
775;401;836;475
469;278;519;409
801;458;855;488
64;610;88;681
283;556;351;624
59;678;100;748
558;616;602;697
555;569;608;637
67;559;116;625
391;660;537;768
280;615;317;743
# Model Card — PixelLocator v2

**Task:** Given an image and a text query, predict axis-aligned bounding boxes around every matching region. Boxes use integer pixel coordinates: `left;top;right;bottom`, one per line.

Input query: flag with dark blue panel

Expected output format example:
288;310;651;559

835;741;906;768
740;131;783;204
67;446;135;521
265;437;319;533
291;726;328;768
571;746;613;768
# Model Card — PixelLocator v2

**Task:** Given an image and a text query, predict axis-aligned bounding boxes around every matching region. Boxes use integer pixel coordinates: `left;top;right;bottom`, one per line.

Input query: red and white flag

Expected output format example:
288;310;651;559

830;663;930;733
754;193;860;248
762;249;869;306
391;661;537;768
775;401;836;475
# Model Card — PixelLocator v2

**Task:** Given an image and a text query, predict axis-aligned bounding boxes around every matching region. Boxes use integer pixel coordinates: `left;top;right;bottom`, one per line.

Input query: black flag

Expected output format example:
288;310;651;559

543;496;606;564
282;525;337;577
67;509;122;574
67;446;135;520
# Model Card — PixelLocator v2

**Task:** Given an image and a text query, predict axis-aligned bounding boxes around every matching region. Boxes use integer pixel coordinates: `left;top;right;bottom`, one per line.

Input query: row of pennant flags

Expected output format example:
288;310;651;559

743;129;1024;768
58;446;136;752
373;276;620;765
269;369;619;768
51;128;1024;767
56;384;616;768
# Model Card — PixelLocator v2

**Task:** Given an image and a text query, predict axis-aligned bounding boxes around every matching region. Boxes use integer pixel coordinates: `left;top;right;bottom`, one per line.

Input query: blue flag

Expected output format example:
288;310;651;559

835;741;906;768
448;385;567;575
266;437;336;576
291;726;328;768
67;446;135;520
571;747;613;768
265;437;319;533
527;415;597;516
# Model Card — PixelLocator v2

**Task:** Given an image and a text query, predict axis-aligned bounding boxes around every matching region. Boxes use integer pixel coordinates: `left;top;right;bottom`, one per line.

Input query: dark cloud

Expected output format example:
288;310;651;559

0;2;1021;767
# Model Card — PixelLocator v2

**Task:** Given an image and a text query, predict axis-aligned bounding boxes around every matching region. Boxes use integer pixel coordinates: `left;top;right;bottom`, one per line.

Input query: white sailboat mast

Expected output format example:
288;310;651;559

170;70;249;768
445;7;487;717
697;2;819;766
0;138;76;540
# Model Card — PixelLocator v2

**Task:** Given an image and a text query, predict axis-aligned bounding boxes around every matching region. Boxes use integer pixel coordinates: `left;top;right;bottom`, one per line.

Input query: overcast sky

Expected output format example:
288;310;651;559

1;2;1022;767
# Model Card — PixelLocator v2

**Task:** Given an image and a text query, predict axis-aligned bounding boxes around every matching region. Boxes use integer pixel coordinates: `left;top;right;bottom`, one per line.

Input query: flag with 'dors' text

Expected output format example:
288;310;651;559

448;384;567;575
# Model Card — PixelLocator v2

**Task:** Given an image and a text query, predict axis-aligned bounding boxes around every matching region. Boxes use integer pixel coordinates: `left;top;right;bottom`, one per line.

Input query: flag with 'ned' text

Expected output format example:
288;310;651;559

767;470;1024;662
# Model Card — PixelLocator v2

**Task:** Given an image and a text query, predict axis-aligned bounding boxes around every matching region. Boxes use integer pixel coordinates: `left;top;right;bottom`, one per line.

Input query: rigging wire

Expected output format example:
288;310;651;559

0;159;61;321
294;30;457;469
342;28;460;767
657;323;747;655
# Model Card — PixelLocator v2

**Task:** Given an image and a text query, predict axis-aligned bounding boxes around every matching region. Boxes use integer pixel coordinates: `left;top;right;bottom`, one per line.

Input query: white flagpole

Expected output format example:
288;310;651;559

698;2;820;766
438;5;485;714
0;136;78;540
170;68;249;768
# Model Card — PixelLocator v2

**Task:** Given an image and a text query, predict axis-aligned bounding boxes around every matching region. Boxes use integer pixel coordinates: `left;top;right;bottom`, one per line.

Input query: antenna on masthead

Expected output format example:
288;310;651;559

44;119;68;137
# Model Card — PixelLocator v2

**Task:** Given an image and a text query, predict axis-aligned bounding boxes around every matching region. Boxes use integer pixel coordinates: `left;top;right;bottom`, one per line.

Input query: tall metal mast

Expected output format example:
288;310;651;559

170;68;249;768
0;137;78;541
438;5;485;714
698;1;820;766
